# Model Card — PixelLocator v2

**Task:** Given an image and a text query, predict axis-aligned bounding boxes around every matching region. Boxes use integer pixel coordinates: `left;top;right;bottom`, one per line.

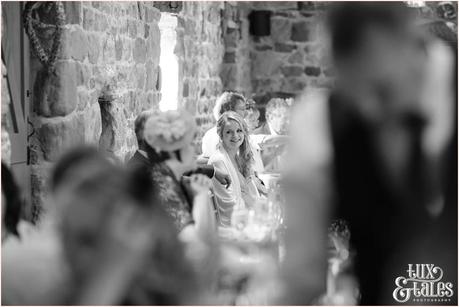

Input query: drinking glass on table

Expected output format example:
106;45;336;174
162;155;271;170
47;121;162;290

231;207;249;232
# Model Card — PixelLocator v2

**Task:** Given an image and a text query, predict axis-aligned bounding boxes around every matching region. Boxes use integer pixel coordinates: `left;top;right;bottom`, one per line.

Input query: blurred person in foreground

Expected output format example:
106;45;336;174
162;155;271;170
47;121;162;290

2;148;117;305
55;151;200;305
280;2;457;305
4;147;202;305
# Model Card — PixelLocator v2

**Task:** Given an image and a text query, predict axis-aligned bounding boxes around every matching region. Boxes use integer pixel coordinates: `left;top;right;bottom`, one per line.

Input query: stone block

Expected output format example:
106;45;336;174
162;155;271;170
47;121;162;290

98;2;112;15
135;65;146;89
34;61;77;117
81;103;102;144
288;50;304;64
87;33;101;64
271;18;291;43
147;24;161;62
220;64;237;90
281;66;304;77
75;63;91;87
102;35;116;62
223;52;236;63
304;66;321;76
122;37;132;62
252;49;284;77
274;43;296;52
133;38;147;63
145;64;158;91
183;81;189;97
251;2;297;10
255;45;272;51
82;7;95;31
208;5;221;23
38;114;85;161
69;28;88;61
281;78;307;93
144;24;150;39
77;88;89;110
128;19;138;38
291;21;311;42
115;36;123;61
109;25;118;36
136;20;145;39
252;78;281;94
224;28;238;48
63;2;81;24
95;13;110;33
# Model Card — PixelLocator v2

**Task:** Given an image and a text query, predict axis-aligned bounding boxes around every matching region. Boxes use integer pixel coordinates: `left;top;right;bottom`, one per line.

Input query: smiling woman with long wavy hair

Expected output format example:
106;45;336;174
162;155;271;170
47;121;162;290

208;111;261;227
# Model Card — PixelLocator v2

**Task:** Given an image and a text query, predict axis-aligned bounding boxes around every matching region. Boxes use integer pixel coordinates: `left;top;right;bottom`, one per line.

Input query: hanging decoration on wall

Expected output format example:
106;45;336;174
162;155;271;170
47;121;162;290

23;2;65;74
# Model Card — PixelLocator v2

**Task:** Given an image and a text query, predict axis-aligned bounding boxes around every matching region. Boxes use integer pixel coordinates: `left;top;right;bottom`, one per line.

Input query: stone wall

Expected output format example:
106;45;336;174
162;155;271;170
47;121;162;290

218;2;333;122
177;1;225;152
29;2;162;217
220;2;252;97
248;2;332;121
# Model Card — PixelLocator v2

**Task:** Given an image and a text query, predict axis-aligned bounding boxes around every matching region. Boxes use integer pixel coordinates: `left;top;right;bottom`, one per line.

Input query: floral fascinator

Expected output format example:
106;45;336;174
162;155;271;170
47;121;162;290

144;109;197;152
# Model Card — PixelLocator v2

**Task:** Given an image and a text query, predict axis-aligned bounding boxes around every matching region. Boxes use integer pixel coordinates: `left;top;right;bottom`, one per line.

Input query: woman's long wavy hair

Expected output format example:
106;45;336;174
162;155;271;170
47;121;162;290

217;111;254;178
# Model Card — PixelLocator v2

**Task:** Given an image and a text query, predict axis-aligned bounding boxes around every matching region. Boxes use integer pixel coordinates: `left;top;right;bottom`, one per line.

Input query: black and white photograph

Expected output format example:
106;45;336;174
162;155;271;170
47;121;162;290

1;1;457;305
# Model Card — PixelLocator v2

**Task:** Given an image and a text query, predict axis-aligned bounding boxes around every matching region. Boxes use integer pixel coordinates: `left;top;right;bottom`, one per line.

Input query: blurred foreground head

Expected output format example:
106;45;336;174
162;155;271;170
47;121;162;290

51;148;153;276
328;2;427;111
51;147;198;305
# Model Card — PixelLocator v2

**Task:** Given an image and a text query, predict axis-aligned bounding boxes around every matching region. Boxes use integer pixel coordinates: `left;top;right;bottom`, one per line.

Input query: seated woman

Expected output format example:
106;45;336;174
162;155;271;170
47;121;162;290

142;110;219;272
208;111;261;227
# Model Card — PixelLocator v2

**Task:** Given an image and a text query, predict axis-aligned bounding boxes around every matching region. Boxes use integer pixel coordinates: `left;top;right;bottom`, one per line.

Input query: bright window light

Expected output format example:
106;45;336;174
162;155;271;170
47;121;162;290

158;13;179;111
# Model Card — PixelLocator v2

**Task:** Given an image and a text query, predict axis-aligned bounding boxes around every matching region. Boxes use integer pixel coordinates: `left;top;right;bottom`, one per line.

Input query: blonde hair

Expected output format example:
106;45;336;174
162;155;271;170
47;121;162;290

217;111;254;178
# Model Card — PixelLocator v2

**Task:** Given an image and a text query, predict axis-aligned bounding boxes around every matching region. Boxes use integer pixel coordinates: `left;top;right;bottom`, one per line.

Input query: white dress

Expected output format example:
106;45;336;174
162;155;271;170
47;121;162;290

208;144;260;227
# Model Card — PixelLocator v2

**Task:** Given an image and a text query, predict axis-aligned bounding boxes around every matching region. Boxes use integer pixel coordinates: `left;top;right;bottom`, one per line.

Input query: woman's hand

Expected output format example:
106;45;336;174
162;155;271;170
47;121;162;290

189;174;212;195
215;168;231;188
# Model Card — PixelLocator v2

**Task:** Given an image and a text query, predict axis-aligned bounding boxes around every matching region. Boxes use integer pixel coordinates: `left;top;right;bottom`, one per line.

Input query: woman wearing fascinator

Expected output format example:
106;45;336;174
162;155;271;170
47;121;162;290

143;110;217;244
